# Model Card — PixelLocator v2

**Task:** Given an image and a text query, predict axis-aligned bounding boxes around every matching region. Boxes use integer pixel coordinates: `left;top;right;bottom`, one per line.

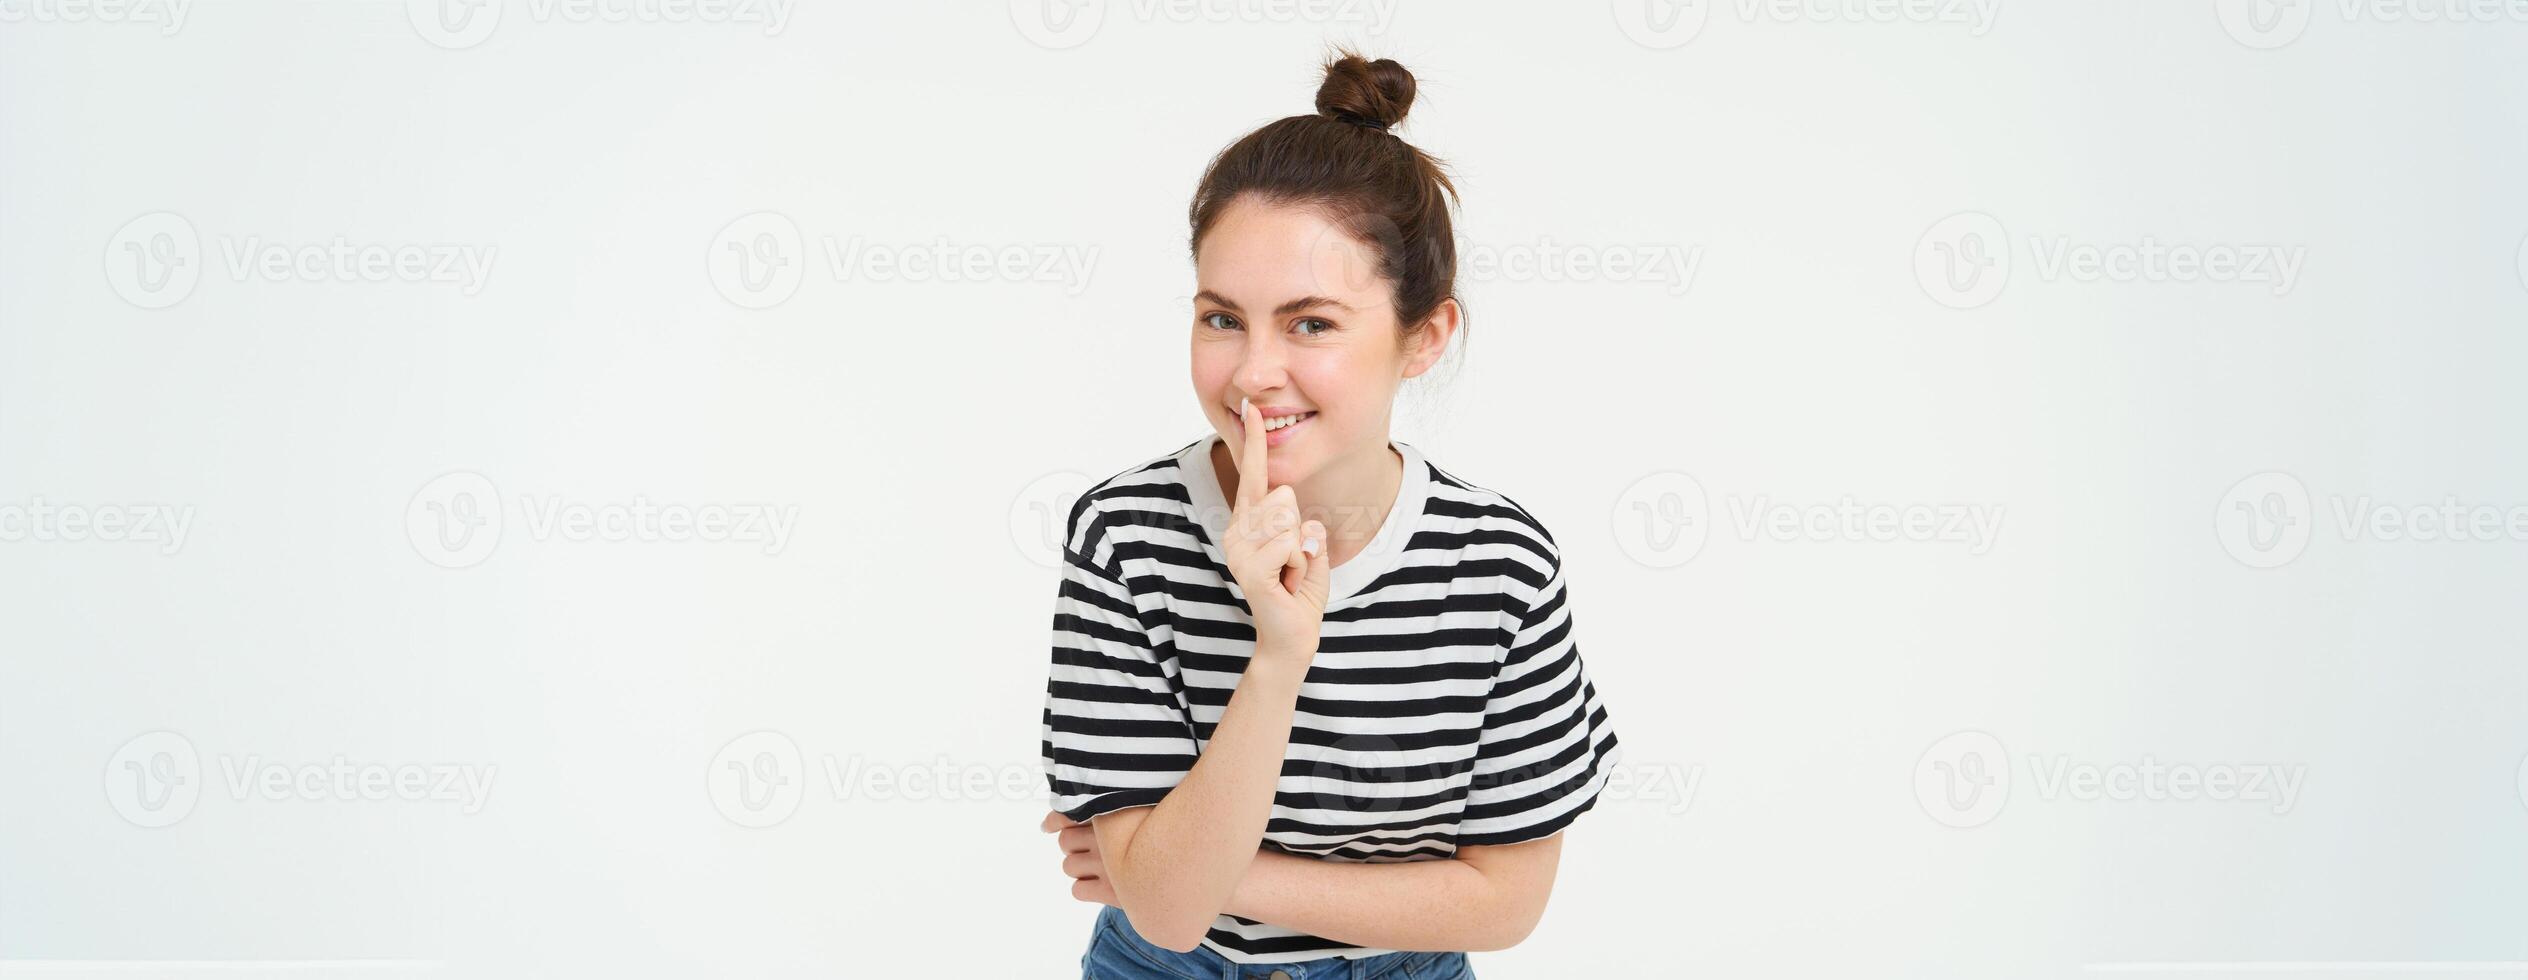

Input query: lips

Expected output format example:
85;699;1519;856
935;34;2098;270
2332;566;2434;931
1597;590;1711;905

1231;401;1315;419
1231;399;1316;445
1262;411;1314;446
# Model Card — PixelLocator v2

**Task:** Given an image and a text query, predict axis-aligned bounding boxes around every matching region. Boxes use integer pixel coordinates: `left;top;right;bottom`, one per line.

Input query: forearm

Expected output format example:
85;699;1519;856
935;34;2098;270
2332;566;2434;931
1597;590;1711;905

1104;650;1309;949
1222;849;1526;952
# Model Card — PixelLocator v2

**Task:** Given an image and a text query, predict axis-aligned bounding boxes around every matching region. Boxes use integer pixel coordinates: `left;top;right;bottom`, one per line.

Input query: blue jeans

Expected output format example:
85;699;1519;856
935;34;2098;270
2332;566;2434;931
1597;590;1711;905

1082;904;1475;979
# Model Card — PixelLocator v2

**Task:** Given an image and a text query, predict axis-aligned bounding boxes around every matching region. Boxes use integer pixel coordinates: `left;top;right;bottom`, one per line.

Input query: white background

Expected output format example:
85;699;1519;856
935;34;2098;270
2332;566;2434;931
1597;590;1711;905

4;1;2526;978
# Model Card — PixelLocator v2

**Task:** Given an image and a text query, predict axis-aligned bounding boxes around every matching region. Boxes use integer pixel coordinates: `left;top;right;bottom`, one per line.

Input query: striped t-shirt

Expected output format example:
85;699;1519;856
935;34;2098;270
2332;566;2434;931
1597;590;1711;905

1039;432;1623;964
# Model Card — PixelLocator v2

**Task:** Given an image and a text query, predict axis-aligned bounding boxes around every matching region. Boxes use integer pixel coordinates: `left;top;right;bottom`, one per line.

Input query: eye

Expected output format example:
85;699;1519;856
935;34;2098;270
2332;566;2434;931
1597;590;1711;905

1201;311;1241;331
1293;318;1335;337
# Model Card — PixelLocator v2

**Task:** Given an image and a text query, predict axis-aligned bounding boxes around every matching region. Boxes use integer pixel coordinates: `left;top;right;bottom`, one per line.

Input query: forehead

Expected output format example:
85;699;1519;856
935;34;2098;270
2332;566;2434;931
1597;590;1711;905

1195;197;1390;311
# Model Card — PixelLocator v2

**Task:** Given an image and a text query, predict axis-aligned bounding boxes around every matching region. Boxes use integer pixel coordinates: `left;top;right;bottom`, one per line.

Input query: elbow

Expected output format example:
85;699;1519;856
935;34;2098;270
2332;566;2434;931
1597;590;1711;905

1465;895;1550;952
1463;922;1535;954
1109;878;1212;954
1149;930;1210;955
1121;907;1211;954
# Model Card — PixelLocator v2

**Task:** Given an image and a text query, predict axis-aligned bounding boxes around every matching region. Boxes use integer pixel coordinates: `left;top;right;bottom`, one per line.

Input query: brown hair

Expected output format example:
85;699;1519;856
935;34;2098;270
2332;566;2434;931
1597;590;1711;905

1187;49;1463;353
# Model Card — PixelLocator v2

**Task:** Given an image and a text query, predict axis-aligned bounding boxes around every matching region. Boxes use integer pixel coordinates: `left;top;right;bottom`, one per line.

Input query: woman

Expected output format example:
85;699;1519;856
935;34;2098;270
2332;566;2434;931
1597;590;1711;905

1038;50;1623;979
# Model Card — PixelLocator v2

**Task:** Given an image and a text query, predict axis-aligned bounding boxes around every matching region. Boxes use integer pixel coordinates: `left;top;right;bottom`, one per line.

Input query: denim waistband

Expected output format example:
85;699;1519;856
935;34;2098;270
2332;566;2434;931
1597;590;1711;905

1087;903;1468;980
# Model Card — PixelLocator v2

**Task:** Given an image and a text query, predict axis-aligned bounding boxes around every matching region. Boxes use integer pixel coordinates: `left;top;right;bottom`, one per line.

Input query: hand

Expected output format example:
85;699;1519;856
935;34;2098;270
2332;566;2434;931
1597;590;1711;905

1042;809;1117;907
1221;397;1332;660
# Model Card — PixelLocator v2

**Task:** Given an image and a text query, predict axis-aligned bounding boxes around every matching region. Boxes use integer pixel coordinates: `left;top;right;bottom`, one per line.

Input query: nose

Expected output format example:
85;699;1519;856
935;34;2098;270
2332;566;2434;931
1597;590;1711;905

1231;328;1287;401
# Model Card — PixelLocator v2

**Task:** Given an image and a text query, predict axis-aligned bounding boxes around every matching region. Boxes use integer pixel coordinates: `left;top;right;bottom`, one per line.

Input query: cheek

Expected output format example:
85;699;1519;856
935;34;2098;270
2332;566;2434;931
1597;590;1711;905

1292;351;1384;408
1189;349;1232;391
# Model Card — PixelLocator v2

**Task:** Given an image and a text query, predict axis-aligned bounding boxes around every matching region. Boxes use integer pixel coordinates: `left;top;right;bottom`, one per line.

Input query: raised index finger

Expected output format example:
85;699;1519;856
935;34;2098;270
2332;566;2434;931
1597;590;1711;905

1237;395;1268;509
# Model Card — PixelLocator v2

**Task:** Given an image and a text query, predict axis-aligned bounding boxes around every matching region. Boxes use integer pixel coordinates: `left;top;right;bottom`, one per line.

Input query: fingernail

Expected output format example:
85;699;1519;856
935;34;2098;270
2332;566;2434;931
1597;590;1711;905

1239;396;1250;417
1302;535;1322;556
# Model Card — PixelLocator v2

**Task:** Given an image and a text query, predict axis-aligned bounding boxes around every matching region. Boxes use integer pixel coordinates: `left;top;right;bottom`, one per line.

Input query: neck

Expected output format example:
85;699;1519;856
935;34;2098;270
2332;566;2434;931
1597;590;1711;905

1214;437;1404;568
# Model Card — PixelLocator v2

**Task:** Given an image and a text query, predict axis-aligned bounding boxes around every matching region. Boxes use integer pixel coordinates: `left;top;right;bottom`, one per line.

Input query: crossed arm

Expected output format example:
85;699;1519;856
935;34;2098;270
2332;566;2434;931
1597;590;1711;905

1052;651;1564;954
1090;803;1564;954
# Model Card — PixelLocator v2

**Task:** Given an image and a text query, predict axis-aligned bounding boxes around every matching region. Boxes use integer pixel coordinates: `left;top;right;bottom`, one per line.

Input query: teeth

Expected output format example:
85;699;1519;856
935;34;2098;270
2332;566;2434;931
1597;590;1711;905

1265;412;1312;431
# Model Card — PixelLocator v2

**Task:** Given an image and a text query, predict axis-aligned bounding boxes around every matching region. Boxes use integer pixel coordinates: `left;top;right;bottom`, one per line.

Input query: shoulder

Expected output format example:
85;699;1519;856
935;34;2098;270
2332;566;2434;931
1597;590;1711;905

1062;438;1204;575
1415;450;1562;590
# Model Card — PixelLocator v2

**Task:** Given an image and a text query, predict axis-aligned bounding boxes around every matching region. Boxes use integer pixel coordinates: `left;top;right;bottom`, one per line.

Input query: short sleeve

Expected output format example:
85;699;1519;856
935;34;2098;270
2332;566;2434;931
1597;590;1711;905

1039;500;1201;823
1458;553;1623;847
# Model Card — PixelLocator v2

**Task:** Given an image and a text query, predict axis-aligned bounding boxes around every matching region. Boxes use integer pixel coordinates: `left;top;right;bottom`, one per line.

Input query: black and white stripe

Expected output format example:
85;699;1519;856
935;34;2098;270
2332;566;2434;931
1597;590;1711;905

1041;434;1622;964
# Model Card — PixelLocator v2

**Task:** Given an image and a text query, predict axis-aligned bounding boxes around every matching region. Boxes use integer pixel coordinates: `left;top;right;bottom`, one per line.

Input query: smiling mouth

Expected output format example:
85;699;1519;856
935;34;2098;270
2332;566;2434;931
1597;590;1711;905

1263;412;1315;431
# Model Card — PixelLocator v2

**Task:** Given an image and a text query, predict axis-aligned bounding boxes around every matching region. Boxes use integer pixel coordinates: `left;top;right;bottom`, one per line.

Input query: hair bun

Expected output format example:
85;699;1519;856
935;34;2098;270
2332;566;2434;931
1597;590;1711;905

1315;51;1415;132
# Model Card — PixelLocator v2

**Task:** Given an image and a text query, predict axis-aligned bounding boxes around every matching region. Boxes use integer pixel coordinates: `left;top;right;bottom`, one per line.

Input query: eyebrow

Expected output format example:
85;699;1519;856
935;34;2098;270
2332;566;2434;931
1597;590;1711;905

1195;290;1359;317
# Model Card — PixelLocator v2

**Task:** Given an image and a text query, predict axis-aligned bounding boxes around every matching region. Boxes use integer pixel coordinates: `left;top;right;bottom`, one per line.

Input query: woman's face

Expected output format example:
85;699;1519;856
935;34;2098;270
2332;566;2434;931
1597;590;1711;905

1191;195;1439;489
